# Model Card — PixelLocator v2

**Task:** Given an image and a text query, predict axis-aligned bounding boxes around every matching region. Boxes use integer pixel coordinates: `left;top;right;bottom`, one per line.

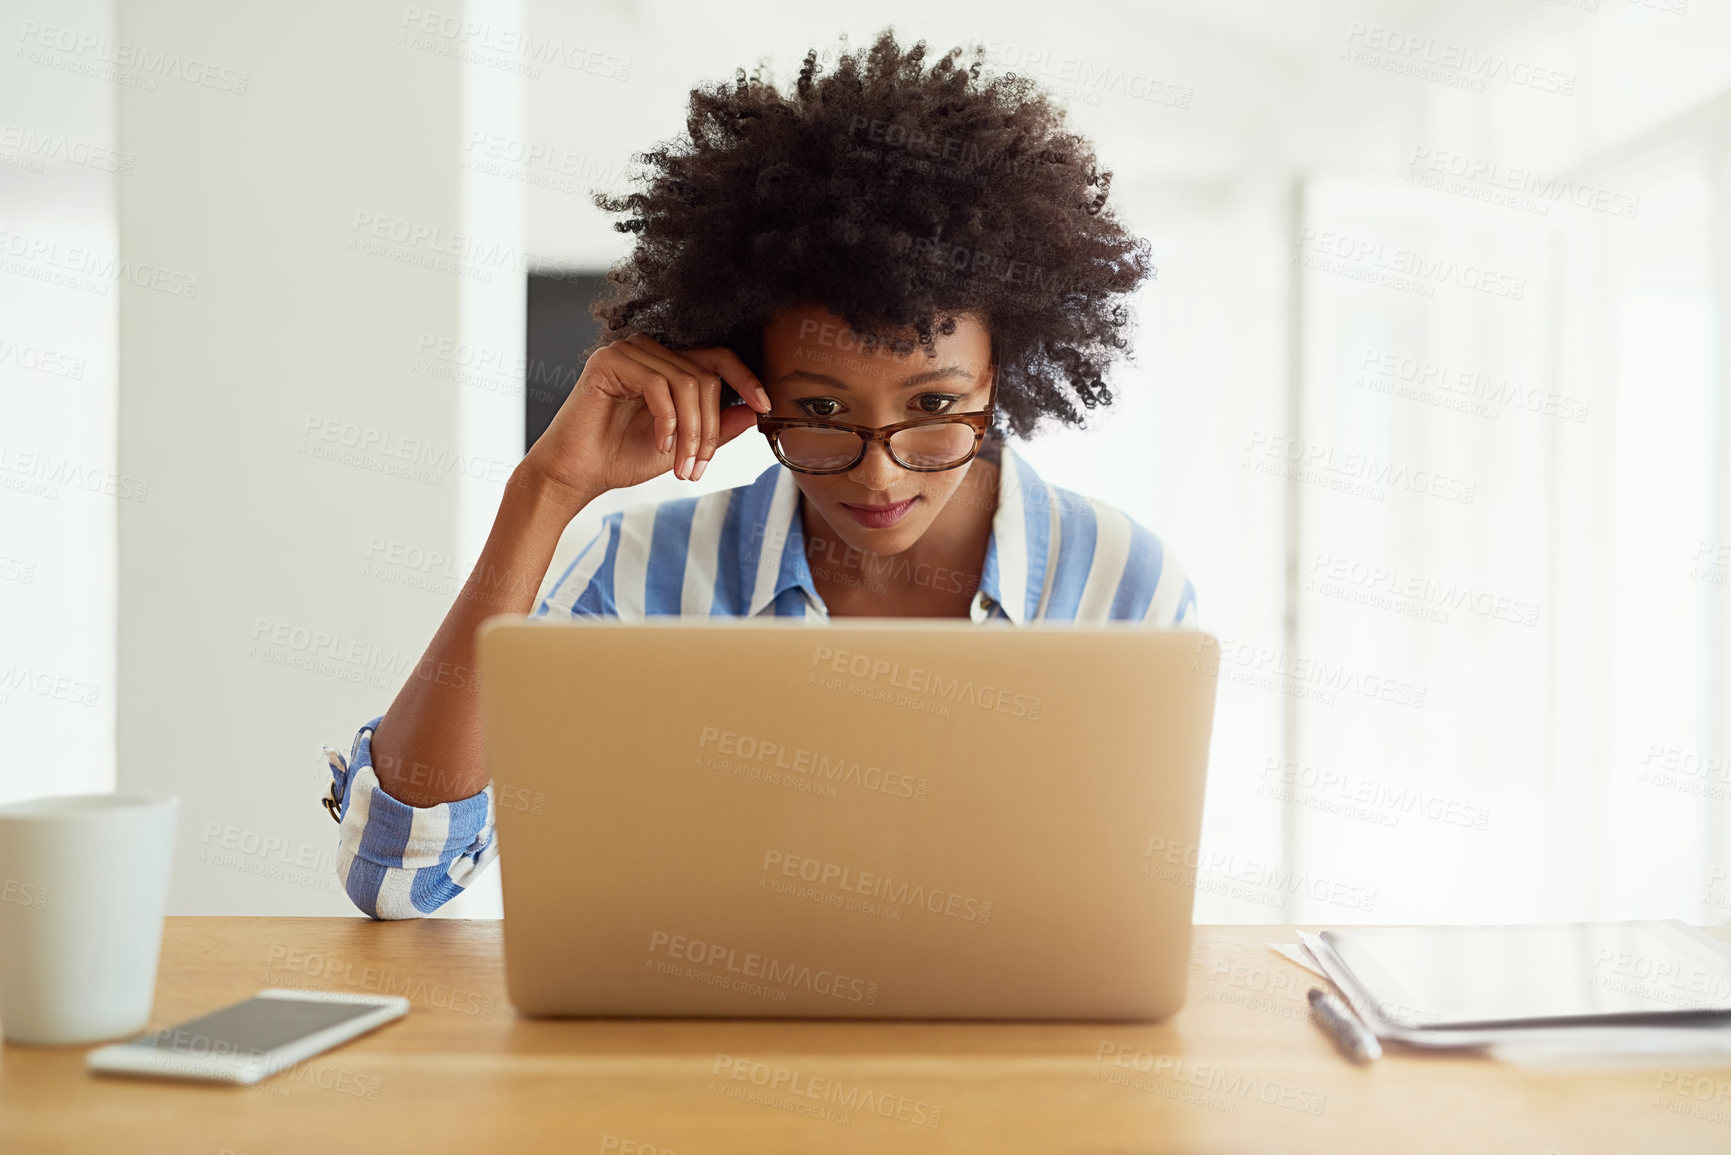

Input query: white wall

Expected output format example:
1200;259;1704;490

0;0;120;805
1274;4;1731;925
114;0;480;914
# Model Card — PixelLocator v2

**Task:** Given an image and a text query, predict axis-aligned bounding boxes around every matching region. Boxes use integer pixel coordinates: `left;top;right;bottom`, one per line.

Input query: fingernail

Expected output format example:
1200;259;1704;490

680;455;695;479
755;386;772;410
661;432;673;453
691;458;707;482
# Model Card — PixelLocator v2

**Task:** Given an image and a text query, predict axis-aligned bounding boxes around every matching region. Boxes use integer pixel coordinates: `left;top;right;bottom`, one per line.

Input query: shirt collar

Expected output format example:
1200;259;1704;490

740;439;1057;626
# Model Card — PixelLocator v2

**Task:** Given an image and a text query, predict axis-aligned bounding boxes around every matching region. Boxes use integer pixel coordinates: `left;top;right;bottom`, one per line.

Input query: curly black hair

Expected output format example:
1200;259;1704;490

592;28;1154;441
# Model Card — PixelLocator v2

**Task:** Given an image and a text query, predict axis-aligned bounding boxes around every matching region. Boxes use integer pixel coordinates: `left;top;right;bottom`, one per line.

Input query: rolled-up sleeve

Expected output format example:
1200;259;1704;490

319;512;622;919
321;717;498;920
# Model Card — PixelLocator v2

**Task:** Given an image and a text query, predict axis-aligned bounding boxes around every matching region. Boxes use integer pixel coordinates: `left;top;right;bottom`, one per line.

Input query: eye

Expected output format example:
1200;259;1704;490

796;397;843;419
914;393;961;414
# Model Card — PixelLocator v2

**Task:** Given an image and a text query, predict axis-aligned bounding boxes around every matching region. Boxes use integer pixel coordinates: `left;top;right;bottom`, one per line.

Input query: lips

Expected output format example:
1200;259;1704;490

840;495;917;529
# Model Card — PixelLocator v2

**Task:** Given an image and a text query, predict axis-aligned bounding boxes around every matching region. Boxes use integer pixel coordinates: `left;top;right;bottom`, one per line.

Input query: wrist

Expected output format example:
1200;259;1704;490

507;460;599;524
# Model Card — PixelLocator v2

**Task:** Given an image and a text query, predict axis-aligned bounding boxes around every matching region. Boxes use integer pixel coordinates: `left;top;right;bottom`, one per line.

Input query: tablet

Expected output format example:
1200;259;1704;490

1320;920;1731;1031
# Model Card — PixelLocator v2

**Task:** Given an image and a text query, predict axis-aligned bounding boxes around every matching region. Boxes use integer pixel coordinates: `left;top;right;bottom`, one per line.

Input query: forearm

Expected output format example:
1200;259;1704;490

370;464;599;806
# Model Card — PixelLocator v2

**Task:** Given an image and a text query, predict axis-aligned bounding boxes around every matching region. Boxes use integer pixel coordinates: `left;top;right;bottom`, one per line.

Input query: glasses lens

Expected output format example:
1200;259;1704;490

776;427;863;472
890;421;976;469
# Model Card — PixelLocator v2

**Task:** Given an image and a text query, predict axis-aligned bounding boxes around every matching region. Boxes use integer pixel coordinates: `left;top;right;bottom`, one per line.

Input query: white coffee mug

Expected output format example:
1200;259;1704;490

0;792;179;1045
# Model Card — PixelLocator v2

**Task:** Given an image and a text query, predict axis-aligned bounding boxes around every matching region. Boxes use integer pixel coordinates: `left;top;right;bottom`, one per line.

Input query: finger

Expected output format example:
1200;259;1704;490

625;338;726;479
693;368;721;481
716;402;760;447
604;349;679;458
686;346;772;413
626;336;769;415
624;345;704;479
624;335;724;471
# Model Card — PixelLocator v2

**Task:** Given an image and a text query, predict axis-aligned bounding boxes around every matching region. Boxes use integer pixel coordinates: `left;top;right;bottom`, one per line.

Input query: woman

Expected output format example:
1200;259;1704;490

322;30;1198;919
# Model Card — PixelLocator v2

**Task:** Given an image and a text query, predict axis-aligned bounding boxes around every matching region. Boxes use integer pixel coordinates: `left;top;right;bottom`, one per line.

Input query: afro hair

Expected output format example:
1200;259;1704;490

592;28;1155;441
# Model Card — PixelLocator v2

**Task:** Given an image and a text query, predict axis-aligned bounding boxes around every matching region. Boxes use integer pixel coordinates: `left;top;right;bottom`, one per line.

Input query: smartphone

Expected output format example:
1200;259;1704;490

85;989;408;1084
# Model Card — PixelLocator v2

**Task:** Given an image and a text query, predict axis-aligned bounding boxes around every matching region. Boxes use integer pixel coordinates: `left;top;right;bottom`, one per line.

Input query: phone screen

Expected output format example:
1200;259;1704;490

127;997;380;1058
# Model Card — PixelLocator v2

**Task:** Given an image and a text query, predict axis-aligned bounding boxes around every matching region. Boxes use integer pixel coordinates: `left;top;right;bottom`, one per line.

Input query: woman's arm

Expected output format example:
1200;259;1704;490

325;508;624;919
323;336;770;918
366;333;768;804
367;465;597;808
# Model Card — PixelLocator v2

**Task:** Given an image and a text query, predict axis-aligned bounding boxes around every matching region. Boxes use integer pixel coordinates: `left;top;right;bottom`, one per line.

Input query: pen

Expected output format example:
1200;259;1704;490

1308;986;1382;1064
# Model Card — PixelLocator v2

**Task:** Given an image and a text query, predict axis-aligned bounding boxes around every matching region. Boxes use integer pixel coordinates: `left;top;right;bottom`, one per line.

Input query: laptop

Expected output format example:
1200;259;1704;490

477;617;1220;1020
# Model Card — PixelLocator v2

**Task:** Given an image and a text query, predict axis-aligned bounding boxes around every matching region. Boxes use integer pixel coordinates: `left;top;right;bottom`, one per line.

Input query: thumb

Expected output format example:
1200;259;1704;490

716;404;761;446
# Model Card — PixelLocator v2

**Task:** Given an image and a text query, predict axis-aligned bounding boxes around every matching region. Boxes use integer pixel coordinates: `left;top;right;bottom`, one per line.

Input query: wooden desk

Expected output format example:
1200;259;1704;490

3;918;1729;1154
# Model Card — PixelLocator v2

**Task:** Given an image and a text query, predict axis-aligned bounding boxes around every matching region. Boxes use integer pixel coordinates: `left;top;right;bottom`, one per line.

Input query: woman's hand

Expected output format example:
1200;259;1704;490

521;333;773;508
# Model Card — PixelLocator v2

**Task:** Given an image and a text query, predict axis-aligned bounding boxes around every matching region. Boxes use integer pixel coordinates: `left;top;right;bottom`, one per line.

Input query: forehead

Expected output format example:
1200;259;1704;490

762;305;991;379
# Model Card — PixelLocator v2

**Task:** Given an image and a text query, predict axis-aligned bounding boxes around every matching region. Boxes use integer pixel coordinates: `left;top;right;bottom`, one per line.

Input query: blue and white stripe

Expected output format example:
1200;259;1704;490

324;439;1197;918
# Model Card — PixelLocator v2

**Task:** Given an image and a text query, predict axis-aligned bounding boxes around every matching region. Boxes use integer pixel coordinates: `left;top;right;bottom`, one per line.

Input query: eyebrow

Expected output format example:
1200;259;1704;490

775;367;976;390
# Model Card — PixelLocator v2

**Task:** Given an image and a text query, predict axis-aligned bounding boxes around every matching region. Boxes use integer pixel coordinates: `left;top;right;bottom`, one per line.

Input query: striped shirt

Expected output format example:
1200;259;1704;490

322;437;1197;919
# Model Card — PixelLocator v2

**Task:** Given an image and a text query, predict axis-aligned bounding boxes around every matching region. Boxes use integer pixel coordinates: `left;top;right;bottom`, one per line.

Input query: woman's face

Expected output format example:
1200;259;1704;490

759;303;995;557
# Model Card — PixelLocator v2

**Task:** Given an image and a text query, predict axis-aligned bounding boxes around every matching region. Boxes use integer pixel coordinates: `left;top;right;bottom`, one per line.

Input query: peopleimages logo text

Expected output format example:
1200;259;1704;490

648;931;878;1004
760;849;993;923
697;726;927;801
1295;227;1525;300
810;645;1043;719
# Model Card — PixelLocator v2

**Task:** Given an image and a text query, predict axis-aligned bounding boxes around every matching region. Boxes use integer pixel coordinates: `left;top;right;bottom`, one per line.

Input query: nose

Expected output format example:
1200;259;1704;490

848;437;904;491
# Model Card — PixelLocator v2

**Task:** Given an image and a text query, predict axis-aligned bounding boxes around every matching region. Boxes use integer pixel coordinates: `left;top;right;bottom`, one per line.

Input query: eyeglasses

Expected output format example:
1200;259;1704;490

756;380;997;475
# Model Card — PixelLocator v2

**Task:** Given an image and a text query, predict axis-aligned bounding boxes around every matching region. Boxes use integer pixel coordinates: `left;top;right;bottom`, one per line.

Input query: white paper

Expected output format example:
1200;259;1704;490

1487;1020;1731;1068
1267;941;1328;980
1291;927;1731;1066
